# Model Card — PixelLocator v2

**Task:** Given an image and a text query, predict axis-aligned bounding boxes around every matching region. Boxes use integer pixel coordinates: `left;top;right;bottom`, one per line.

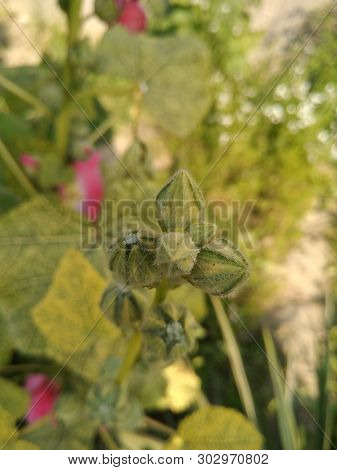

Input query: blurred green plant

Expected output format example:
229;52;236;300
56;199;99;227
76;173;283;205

0;0;336;451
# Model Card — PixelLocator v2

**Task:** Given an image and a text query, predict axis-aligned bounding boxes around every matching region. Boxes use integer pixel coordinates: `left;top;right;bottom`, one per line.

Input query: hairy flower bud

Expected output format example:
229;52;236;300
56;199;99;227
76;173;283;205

155;232;199;281
95;0;118;24
189;222;217;247
142;303;202;361
109;231;160;288
100;283;146;330
186;239;249;296
155;169;205;232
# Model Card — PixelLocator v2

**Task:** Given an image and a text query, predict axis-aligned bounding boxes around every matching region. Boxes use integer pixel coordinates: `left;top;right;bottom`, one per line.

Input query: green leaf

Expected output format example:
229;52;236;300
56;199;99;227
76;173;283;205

0;112;32;143
32;249;121;381
167;405;263;450
96;27;211;137
38;153;73;189
0;197;105;355
0;408;39;450
0;377;29;418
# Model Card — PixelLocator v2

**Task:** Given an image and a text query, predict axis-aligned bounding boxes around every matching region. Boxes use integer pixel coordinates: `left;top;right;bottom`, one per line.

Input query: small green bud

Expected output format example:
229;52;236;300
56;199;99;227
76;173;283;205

156;169;205;232
100;284;146;330
187;239;249;296
189;222;217;247
95;0;118;24
155;232;199;281
142;303;202;361
109;231;160;288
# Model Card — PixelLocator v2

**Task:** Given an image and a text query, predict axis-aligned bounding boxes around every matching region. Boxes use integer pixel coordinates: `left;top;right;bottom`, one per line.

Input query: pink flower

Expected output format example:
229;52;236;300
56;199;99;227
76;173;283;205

72;149;104;222
24;374;60;424
20;154;39;175
118;2;147;33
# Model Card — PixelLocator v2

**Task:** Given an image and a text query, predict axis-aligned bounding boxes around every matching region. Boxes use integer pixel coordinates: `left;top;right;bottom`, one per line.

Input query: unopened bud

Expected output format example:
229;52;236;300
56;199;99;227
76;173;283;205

187;239;249;296
189;222;217;247
142;303;202;361
95;0;118;24
156;169;205;232
154;232;199;281
109;231;160;288
100;283;145;330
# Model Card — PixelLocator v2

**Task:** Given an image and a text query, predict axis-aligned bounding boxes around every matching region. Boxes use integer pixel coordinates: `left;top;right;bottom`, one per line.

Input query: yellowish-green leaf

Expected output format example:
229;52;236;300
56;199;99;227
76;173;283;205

0;196;105;355
0;377;29;418
96;27;211;137
0;313;12;366
167;406;263;450
32;249;121;381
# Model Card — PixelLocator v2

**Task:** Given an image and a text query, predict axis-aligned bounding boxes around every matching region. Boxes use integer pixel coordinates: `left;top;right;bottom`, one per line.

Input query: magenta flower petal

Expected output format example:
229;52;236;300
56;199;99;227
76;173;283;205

118;2;147;33
73;150;104;222
24;374;60;424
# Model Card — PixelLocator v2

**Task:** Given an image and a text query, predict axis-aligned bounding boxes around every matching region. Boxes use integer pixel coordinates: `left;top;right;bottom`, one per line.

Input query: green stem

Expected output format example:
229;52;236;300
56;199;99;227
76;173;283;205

0;139;37;197
87;116;113;145
115;330;142;385
152;279;169;307
56;0;82;161
98;425;118;450
210;296;258;426
144;417;175;437
0;73;50;116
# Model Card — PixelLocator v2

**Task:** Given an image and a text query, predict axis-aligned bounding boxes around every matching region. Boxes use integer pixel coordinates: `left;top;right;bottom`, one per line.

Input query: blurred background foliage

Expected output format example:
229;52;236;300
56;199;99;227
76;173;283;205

0;0;337;450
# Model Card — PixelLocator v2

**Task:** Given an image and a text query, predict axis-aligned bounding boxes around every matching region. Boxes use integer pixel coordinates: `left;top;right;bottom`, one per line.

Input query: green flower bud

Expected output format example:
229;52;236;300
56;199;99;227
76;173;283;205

109;231;160;288
155;232;199;281
186;239;249;296
142;303;202;361
156;169;205;232
95;0;118;24
189;222;217;247
100;283;146;330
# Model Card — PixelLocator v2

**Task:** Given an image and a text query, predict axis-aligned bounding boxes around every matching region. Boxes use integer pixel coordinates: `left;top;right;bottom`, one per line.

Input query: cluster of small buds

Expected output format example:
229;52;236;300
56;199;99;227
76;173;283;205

109;169;249;297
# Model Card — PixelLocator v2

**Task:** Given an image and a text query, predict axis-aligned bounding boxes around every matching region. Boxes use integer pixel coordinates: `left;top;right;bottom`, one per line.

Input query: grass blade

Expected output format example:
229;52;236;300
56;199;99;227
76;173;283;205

262;328;301;449
210;296;258;426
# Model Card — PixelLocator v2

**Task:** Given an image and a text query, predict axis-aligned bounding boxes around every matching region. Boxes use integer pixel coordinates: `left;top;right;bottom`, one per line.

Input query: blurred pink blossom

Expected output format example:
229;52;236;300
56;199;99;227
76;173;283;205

24;374;60;424
20;154;39;175
72;149;104;222
118;2;147;33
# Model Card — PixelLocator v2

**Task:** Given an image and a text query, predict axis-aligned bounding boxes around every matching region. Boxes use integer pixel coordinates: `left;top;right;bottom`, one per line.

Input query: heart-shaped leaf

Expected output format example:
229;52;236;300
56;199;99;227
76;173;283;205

96;27;211;137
